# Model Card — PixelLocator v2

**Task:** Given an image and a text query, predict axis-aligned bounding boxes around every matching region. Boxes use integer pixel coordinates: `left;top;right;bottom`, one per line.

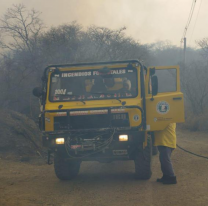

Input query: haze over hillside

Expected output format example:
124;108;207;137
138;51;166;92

0;0;207;47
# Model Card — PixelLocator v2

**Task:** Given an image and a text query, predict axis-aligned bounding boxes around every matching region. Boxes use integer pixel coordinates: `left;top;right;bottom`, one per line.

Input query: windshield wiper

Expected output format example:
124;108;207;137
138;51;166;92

88;92;125;105
115;98;126;105
55;94;86;105
88;92;113;95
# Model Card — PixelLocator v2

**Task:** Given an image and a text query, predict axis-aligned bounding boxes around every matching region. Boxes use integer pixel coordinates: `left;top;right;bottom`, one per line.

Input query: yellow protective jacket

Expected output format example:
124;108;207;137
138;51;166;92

154;123;176;149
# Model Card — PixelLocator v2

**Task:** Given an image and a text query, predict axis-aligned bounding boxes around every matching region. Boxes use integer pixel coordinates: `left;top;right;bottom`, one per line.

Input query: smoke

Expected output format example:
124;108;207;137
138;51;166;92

0;0;208;46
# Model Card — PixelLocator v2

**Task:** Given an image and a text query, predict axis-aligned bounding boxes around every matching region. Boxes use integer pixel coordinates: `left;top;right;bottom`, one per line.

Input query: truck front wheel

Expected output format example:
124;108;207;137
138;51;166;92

54;153;81;180
134;136;152;180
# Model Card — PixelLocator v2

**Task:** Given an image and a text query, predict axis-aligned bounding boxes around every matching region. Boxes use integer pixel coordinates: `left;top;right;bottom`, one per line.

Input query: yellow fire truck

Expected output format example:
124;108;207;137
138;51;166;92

33;60;184;180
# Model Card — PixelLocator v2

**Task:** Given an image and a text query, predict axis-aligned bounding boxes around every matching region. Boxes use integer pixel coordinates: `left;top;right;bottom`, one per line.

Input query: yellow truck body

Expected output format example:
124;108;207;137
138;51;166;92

33;60;184;180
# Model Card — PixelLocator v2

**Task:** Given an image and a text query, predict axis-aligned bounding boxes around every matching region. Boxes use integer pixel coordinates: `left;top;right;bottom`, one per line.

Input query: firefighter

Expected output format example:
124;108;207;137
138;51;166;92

154;123;177;184
91;78;107;93
121;79;131;92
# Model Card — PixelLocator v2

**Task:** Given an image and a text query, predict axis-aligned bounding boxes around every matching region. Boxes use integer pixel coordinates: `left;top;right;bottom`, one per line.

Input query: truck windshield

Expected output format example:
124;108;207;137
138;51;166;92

49;67;138;102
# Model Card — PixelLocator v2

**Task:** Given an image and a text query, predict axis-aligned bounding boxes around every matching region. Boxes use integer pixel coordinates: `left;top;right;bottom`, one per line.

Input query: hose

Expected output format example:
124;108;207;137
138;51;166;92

177;144;208;160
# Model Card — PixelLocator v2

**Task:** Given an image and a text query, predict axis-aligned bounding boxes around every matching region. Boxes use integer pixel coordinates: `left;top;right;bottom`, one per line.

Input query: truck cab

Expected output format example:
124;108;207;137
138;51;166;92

33;60;184;180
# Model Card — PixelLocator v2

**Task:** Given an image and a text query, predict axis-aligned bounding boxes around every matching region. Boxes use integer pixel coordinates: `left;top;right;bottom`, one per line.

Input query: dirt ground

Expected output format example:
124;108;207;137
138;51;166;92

0;129;208;206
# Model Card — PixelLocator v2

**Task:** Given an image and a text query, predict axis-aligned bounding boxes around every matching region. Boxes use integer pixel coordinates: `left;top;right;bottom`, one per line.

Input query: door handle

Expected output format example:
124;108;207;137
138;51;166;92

173;97;182;100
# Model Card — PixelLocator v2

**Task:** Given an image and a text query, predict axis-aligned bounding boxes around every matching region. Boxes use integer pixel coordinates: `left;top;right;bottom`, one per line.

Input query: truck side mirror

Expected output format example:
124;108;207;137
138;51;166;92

33;87;43;97
151;76;158;96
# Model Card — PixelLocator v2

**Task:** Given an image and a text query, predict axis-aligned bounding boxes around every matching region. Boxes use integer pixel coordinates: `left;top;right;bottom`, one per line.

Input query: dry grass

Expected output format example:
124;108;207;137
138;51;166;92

0;109;44;159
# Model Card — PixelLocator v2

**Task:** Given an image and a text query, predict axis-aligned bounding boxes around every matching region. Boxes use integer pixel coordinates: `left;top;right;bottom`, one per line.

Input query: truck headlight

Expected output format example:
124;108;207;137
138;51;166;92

55;138;65;144
119;135;128;141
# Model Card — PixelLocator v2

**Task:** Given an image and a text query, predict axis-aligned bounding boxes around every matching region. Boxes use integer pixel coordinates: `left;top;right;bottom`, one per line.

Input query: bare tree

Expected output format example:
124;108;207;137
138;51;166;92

0;4;45;114
197;38;208;62
0;4;45;53
86;26;150;62
180;59;208;115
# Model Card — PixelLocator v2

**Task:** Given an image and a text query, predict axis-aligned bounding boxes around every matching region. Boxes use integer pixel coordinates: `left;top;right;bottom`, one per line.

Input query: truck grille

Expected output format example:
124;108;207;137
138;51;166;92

54;113;129;130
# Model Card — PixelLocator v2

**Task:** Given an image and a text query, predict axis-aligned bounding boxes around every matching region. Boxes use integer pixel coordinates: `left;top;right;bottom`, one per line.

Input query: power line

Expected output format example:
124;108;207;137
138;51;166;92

189;0;203;44
183;0;195;37
180;0;197;65
186;1;197;29
182;0;197;40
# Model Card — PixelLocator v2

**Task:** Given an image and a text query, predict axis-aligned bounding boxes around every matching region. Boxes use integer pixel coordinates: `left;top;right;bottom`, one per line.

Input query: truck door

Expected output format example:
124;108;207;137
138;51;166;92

145;66;185;131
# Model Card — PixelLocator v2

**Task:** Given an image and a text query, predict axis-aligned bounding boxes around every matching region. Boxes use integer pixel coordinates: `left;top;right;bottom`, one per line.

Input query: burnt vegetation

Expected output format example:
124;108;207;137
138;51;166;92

0;4;207;133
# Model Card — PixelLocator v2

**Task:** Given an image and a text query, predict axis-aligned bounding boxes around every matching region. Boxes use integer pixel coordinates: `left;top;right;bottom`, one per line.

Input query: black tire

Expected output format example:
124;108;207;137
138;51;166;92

54;153;81;180
134;136;152;180
152;146;158;155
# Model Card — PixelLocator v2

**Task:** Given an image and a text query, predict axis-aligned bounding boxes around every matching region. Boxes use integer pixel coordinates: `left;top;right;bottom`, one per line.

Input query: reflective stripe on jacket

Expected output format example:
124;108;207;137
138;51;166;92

154;123;176;149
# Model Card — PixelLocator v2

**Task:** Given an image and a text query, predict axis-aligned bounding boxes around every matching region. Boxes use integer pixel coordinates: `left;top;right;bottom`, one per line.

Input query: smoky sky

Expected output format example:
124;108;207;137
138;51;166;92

0;0;207;47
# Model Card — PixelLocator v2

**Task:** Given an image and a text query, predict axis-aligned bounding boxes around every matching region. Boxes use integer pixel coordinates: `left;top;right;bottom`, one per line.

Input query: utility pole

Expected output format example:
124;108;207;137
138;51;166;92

183;37;186;67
